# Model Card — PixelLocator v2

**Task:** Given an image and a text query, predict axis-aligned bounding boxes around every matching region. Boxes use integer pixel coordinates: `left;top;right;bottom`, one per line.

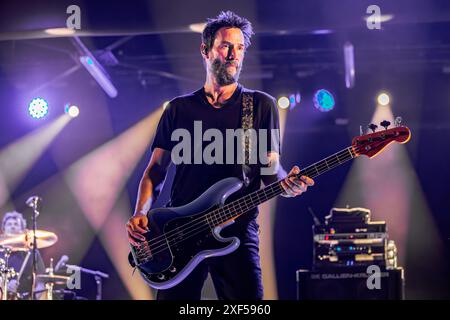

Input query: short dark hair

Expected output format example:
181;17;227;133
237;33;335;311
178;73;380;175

202;11;254;51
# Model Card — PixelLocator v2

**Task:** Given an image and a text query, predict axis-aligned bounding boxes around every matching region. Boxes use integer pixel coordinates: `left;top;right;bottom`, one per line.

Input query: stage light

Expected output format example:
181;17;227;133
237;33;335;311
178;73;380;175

364;14;394;24
311;29;333;35
80;55;118;98
377;92;390;106
65;104;80;118
277;96;290;109
288;92;301;110
288;94;297;109
28;98;49;119
189;23;206;33
344;42;355;89
45;28;76;36
289;94;296;108
313;89;335;112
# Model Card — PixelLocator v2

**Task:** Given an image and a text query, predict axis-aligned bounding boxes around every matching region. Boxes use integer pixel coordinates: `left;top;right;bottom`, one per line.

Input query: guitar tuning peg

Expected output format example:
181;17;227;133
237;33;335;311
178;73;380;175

380;120;391;130
368;123;378;133
394;116;403;127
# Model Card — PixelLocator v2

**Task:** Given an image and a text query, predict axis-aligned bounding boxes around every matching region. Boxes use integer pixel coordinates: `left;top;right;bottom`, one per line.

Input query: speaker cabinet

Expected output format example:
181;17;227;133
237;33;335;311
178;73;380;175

297;267;404;300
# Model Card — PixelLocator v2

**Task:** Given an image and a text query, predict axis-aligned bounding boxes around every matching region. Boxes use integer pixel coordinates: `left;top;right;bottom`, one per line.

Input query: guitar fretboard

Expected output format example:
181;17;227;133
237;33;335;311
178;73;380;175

205;146;356;227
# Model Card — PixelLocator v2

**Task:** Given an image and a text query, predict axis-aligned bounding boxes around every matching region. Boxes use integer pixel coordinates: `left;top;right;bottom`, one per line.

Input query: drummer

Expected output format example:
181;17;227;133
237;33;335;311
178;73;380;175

0;211;45;298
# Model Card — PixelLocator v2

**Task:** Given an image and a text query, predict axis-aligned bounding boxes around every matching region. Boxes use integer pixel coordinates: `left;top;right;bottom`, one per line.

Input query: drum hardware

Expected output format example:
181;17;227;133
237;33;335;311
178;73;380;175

0;230;58;251
36;273;70;285
34;258;71;300
0;246;17;300
0;230;58;299
1;196;109;300
0;196;59;300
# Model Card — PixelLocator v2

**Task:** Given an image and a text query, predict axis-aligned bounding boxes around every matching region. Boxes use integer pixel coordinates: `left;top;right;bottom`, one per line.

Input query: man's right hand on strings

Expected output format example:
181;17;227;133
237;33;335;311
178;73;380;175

126;214;149;247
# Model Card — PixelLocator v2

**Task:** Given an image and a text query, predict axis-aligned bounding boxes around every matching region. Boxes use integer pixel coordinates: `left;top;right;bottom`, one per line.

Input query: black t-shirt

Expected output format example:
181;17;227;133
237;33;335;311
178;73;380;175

151;84;280;225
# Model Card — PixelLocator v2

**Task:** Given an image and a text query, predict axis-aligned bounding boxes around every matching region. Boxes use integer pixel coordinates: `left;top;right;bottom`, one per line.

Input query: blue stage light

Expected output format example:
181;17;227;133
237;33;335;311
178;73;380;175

28;98;49;119
287;92;302;110
313;89;335;112
289;94;296;105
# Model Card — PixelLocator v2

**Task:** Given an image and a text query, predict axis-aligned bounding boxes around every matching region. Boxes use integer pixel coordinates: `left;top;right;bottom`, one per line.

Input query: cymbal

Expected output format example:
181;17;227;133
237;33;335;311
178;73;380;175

0;230;58;251
36;274;70;285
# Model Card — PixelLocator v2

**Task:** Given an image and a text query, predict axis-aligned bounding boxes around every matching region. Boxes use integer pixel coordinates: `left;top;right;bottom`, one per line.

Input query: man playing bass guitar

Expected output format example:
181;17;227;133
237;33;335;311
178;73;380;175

126;11;314;300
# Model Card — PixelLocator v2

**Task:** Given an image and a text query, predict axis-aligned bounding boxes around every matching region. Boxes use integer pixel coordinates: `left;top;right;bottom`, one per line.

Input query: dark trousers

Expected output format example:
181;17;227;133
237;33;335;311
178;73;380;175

156;220;263;300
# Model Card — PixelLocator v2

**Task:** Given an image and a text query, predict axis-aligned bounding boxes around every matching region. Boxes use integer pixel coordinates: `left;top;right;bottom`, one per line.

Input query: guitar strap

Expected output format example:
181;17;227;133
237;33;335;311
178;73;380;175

241;90;254;186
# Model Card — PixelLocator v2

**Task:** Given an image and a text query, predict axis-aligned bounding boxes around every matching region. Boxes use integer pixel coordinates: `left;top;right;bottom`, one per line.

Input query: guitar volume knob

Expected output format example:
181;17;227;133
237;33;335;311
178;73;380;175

157;273;166;280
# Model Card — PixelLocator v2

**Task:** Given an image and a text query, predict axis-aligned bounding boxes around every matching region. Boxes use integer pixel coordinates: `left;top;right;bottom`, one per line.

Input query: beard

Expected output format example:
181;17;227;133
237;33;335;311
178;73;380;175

210;58;242;86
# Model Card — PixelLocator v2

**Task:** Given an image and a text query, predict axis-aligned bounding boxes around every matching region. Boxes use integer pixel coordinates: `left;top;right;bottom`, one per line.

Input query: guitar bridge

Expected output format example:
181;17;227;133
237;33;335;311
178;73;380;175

132;242;153;266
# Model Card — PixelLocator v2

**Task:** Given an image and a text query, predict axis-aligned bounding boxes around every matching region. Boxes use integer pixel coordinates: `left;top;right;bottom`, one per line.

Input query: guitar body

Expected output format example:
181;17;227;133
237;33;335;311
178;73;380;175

128;177;243;289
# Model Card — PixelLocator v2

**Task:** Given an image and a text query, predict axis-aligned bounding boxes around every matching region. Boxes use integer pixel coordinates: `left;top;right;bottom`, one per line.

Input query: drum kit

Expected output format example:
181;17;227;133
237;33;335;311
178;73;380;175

0;229;71;300
1;196;109;300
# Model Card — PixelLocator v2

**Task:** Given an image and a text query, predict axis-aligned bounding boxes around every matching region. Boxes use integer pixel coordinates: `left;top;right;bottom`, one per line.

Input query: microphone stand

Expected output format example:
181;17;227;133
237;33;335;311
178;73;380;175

26;196;41;300
66;264;109;300
30;205;39;300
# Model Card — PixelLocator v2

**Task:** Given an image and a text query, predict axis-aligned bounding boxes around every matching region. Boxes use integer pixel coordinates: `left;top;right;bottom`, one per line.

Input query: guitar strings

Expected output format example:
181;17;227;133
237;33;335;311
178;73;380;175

135;146;359;259
133;145;359;259
134;146;359;259
135;146;354;253
137;152;352;259
136;153;350;260
135;139;391;261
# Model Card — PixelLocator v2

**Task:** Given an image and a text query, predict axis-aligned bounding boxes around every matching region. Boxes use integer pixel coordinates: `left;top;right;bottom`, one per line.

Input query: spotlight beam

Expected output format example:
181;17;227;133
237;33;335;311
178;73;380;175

0;115;71;206
336;105;444;286
63;109;163;299
30;65;81;96
256;106;288;299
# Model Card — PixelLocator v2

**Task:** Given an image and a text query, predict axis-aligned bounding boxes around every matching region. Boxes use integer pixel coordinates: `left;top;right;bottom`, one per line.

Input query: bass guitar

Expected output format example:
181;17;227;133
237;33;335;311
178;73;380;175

128;123;411;289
